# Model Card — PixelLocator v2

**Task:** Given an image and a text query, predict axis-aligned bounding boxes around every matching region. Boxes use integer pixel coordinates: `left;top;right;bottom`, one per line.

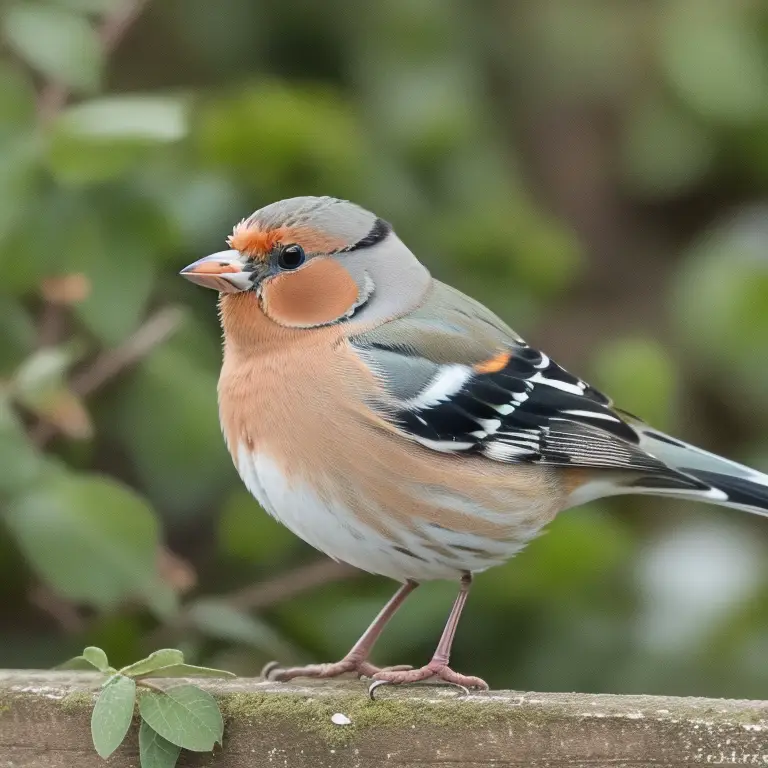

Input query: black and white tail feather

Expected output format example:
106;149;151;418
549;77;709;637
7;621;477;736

374;340;768;517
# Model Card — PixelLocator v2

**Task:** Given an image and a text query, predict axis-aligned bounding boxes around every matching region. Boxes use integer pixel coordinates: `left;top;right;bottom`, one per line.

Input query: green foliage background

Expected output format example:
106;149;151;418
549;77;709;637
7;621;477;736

1;0;768;698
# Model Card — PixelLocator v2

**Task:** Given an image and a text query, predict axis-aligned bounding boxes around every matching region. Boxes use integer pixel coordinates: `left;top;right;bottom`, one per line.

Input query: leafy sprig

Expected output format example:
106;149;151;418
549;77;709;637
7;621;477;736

58;646;234;768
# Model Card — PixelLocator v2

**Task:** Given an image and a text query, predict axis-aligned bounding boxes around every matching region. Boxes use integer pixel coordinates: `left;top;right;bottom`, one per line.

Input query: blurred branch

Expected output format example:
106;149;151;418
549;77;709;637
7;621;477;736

148;559;358;647
27;585;85;635
37;0;151;123
228;560;357;612
31;306;184;447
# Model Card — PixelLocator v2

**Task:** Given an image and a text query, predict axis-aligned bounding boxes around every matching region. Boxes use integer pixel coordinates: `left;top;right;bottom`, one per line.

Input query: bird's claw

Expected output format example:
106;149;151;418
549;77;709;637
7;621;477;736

367;663;487;699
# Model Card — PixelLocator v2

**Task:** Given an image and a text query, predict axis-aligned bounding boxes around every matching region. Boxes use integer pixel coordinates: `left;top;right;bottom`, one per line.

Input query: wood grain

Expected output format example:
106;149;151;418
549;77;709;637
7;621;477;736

2;670;768;767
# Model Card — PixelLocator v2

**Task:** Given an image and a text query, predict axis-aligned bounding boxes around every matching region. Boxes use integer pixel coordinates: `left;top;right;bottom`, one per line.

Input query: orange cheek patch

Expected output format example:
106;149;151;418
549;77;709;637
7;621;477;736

474;351;512;374
260;258;360;328
227;224;348;258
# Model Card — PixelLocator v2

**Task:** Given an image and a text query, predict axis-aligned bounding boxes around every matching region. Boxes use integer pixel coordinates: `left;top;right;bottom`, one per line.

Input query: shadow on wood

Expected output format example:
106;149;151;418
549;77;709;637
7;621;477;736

2;670;768;766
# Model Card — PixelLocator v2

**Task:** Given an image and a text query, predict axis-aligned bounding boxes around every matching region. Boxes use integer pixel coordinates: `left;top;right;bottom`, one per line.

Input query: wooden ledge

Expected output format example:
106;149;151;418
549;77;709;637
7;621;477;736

1;670;768;766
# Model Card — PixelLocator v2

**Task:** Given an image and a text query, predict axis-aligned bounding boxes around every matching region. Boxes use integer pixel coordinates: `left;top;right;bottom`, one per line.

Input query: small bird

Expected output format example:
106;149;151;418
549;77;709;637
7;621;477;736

181;196;768;691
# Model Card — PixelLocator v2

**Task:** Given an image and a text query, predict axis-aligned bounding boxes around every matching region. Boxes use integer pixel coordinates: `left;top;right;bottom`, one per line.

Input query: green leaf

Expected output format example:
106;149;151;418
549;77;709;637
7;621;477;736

74;190;167;343
0;189;101;295
58;96;188;143
0;401;50;495
138;663;236;680
52;0;123;12
120;649;185;678
2;473;160;609
186;599;286;656
0;298;37;375
0;65;36;135
112;344;233;518
2;4;103;94
48;97;188;184
56;655;102;671
91;674;136;758
74;244;155;344
138;685;223;752
11;345;77;406
660;4;768;123
139;720;181;768
83;646;110;672
621;98;714;199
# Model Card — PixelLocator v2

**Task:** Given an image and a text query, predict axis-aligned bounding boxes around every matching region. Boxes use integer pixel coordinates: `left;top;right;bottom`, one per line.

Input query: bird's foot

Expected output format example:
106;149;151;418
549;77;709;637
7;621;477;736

370;662;488;694
262;658;412;682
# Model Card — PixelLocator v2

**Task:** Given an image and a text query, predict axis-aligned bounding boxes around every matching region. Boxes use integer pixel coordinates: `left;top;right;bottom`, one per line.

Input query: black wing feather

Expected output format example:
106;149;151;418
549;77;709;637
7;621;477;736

391;342;672;474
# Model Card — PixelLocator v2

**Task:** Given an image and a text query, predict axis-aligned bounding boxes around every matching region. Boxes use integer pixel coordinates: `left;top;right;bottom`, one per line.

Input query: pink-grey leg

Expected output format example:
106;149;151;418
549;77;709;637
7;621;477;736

266;579;418;681
370;573;488;691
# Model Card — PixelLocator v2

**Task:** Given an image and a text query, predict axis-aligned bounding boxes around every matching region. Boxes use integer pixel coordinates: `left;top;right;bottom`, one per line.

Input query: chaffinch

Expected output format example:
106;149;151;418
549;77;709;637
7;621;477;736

181;195;768;691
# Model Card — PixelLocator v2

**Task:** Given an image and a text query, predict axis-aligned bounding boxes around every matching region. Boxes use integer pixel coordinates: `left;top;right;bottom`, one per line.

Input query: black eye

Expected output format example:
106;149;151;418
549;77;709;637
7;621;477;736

277;244;305;270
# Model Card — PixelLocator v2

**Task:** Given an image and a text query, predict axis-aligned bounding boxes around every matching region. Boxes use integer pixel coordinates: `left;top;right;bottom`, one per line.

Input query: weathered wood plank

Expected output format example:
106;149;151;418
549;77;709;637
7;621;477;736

1;670;768;767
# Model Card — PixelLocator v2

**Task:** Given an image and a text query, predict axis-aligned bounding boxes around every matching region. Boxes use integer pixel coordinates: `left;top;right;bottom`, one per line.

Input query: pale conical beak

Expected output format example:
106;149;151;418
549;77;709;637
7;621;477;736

179;250;253;293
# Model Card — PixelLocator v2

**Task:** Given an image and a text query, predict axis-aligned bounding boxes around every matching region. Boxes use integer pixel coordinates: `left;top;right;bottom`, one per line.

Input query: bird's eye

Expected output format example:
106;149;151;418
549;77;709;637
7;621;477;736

277;244;305;270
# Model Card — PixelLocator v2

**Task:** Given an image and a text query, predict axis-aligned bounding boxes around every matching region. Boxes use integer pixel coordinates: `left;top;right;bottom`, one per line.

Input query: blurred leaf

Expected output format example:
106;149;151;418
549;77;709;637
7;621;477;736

83;645;110;671
592;338;678;430
196;82;368;196
2;3;103;93
660;3;768;123
0;65;36;136
74;244;155;345
52;0;125;13
120;648;184;677
58;96;188;142
672;208;768;414
186;599;286;656
48;97;188;184
139;720;181;768
91;674;136;758
12;346;75;399
2;473;161;609
0;133;42;245
112;344;232;518
482;507;634;604
137;663;236;679
0;298;37;374
218;489;297;564
0;190;101;294
10;345;93;439
621;99;714;198
138;685;222;751
0;400;51;496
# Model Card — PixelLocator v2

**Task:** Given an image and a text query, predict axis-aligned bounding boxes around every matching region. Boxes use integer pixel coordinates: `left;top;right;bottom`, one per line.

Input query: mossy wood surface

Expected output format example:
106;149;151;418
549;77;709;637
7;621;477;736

2;671;768;767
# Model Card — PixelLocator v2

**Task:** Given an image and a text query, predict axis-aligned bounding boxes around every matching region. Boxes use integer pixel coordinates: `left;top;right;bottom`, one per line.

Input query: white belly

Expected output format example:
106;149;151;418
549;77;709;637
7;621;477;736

235;444;522;581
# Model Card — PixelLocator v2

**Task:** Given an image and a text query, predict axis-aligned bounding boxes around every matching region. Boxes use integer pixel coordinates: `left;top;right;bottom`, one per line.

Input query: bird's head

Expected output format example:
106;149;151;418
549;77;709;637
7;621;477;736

180;196;430;330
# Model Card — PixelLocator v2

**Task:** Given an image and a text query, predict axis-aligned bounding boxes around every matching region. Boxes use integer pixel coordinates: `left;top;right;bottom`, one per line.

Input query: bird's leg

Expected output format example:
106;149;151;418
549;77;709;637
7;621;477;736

370;573;488;690
265;579;418;682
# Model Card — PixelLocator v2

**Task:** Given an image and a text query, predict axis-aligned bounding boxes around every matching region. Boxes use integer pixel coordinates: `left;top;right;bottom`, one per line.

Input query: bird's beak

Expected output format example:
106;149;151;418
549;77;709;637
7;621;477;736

179;250;253;293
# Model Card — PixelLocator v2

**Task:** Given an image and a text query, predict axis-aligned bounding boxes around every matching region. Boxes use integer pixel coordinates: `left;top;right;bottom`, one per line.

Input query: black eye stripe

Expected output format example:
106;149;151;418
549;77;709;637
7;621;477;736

277;244;305;270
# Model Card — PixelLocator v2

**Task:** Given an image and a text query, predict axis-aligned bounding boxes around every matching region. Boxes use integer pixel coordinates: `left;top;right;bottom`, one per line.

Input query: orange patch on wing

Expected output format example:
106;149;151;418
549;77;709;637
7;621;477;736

474;351;512;374
260;257;359;328
228;223;348;258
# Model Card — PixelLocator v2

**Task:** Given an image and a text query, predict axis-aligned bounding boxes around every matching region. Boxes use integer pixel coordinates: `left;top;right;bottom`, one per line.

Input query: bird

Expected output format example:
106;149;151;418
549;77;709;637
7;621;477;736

181;195;768;691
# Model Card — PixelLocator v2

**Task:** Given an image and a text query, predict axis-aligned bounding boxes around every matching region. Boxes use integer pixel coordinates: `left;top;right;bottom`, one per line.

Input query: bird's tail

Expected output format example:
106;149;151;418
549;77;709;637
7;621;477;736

627;425;768;516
